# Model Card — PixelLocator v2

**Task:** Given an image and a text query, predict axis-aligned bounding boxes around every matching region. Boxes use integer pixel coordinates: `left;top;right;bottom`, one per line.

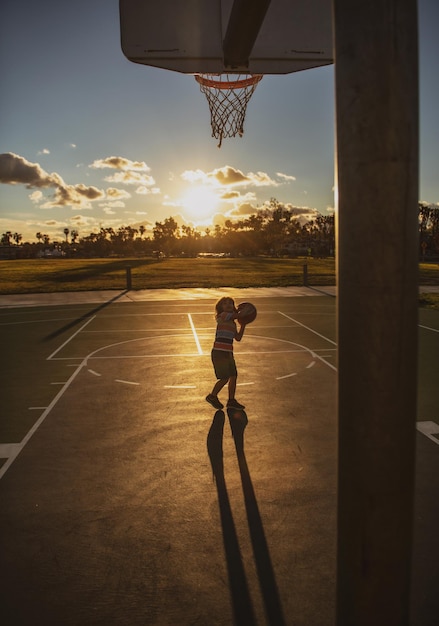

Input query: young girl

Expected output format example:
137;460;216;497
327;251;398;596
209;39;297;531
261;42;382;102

206;296;246;410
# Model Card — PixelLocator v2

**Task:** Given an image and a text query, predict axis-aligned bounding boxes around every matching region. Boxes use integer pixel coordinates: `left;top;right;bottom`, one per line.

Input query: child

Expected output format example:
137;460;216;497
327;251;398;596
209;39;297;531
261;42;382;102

206;296;246;410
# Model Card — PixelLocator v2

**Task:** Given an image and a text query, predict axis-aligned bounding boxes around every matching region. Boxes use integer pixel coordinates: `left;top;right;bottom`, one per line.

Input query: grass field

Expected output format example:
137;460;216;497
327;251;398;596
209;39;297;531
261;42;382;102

0;257;332;293
0;257;438;306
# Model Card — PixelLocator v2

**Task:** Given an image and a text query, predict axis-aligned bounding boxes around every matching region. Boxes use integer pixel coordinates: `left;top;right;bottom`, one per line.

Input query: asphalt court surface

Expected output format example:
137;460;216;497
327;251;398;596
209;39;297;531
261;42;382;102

0;290;438;625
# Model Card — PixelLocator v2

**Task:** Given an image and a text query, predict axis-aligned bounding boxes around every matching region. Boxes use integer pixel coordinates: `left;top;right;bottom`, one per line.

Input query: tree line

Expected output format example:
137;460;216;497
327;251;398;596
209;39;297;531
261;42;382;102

2;199;439;260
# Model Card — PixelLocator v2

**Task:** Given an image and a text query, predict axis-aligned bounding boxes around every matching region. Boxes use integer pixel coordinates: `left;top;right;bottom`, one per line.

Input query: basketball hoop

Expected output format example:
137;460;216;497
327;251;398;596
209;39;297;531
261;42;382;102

195;73;263;147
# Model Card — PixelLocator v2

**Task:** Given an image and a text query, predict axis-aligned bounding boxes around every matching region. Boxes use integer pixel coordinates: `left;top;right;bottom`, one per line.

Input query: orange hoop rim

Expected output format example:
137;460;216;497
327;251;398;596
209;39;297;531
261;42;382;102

194;74;263;90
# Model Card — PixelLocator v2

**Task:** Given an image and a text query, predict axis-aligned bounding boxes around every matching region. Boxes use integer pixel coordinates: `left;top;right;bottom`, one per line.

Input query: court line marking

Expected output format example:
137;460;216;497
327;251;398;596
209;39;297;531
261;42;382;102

164;385;197;389
82;329;192;333
188;313;203;355
277;311;337;346
308;352;336;371
416;421;439;445
80;335;206;363
0;316;84;327
74;332;327;391
87;350;316;360
0;444;21;458
54;348;318;361
80;334;336;385
88;352;202;360
49;329;338;393
115;379;140;386
0;362;85;480
419;324;439;333
51;346;336;361
47;315;96;360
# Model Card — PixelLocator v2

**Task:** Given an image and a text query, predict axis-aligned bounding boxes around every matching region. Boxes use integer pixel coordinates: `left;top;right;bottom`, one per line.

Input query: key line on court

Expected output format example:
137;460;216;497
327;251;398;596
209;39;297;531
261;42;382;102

0;443;21;458
47;315;96;360
416;421;439;446
238;334;338;372
419;324;439;333
277;311;337;346
88;369;101;376
88;352;202;360
164;385;197;389
0;361;86;480
188;313;203;355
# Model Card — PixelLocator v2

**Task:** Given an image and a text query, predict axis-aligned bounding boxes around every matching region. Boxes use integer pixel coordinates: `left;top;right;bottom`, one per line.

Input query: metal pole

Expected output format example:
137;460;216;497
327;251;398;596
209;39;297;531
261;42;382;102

333;1;419;624
303;262;308;287
126;266;132;290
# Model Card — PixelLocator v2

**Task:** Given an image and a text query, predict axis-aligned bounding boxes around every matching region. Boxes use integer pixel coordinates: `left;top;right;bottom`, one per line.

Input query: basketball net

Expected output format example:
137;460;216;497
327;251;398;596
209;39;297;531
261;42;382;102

195;74;263;147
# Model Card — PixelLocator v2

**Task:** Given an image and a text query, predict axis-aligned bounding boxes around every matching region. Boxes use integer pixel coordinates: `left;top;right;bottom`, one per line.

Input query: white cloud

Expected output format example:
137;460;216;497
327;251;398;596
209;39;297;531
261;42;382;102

99;200;125;208
0;152;104;209
104;171;156;186
230;202;259;217
276;172;296;182
181;165;278;188
181;169;208;184
136;185;160;195
90;156;151;171
106;187;131;199
29;190;43;203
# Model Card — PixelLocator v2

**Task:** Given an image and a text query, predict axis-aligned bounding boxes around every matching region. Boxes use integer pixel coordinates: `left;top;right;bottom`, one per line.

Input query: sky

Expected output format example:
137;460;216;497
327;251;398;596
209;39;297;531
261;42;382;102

0;0;438;244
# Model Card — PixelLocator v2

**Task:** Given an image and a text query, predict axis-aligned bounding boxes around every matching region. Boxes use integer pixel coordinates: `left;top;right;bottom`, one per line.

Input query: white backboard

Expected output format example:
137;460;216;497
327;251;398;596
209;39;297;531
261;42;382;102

120;0;333;75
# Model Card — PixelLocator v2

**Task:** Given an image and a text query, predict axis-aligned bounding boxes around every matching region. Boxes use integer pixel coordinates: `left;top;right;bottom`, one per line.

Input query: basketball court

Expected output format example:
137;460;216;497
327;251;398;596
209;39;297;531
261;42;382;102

0;289;438;625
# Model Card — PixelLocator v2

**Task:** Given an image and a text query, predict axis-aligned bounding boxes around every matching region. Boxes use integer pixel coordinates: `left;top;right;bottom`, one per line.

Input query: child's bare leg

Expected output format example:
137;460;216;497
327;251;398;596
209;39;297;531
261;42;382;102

228;376;237;400
212;378;228;396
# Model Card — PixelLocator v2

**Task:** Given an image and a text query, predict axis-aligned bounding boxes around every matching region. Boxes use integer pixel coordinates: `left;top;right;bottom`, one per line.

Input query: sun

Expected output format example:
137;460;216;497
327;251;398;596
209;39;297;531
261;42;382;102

182;186;219;222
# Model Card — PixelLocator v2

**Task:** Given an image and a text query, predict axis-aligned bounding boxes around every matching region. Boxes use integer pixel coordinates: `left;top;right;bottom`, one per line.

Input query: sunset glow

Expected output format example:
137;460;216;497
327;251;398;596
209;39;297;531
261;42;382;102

0;1;437;243
182;186;220;222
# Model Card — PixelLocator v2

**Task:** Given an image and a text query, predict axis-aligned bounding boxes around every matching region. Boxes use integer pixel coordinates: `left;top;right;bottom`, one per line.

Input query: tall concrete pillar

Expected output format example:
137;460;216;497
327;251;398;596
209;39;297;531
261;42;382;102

333;1;419;624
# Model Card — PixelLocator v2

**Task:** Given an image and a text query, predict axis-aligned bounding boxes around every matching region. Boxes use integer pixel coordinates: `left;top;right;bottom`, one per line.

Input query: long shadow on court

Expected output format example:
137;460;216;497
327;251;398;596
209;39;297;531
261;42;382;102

207;409;286;626
42;290;129;342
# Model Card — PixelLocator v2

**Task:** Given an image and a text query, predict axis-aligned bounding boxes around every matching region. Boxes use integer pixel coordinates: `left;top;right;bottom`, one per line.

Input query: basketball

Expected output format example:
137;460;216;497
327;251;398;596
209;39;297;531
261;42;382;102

237;302;257;325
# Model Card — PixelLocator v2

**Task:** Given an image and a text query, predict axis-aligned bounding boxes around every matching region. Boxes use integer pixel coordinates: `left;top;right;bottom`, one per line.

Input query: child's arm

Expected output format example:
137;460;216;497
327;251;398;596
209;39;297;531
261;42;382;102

235;322;246;342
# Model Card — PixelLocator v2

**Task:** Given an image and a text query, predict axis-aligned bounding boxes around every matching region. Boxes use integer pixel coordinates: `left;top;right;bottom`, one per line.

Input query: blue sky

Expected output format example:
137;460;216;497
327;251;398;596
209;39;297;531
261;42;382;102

0;0;437;243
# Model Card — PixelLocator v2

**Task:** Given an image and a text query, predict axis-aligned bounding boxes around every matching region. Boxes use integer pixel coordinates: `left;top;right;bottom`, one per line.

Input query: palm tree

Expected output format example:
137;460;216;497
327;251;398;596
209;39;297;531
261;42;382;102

13;232;22;245
63;227;70;243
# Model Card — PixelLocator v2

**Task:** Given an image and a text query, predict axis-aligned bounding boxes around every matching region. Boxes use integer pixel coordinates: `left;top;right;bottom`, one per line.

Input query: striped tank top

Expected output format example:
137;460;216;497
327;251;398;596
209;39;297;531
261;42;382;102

213;311;236;352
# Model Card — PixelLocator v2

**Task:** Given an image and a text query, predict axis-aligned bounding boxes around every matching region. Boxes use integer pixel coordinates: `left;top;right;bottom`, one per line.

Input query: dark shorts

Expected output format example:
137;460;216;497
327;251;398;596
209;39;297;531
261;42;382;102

211;349;237;380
